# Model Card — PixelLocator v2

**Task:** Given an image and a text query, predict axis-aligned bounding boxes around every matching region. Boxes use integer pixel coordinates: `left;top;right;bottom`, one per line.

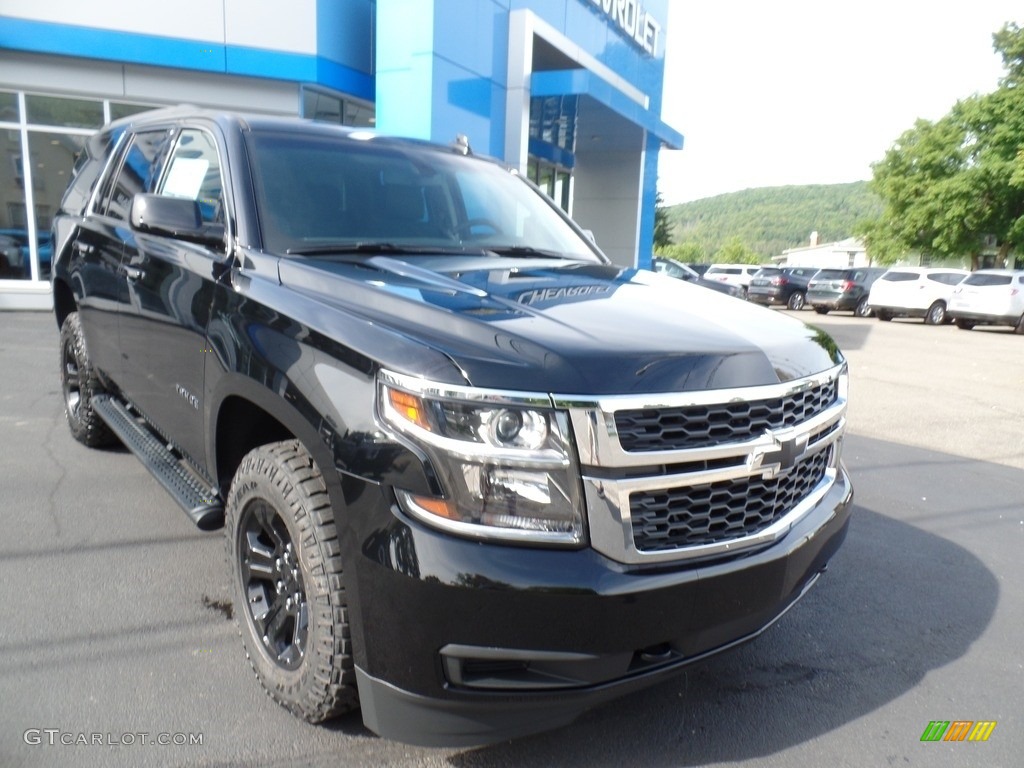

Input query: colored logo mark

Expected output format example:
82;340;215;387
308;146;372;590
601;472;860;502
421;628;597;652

920;720;997;742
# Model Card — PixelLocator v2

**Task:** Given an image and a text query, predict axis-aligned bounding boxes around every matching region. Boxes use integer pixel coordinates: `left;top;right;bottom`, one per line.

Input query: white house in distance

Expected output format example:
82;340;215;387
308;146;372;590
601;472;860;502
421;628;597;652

774;232;870;268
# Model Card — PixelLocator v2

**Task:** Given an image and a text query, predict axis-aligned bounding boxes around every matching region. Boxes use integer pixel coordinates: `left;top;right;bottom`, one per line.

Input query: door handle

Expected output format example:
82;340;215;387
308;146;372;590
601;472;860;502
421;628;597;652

123;266;144;280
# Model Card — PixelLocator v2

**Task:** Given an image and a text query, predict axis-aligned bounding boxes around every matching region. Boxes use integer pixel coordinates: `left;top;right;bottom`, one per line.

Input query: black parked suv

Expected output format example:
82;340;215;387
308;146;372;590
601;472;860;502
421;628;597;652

52;108;853;746
807;267;887;317
746;266;819;310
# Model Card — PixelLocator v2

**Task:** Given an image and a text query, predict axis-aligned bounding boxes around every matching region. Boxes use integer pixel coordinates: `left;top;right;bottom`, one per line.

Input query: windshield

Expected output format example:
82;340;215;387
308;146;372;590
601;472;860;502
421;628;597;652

246;129;602;261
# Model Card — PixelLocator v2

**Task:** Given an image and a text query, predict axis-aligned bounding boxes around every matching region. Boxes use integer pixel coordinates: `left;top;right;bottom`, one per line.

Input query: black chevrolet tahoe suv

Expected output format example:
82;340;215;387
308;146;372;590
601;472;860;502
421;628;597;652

52;107;853;747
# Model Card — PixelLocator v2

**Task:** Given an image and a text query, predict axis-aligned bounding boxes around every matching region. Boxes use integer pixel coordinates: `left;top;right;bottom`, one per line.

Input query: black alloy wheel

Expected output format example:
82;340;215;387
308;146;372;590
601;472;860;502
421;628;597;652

59;312;115;447
237;499;309;670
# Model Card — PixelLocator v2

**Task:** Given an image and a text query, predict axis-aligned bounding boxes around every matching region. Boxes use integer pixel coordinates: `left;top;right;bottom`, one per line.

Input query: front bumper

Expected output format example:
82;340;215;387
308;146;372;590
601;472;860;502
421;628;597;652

348;465;854;746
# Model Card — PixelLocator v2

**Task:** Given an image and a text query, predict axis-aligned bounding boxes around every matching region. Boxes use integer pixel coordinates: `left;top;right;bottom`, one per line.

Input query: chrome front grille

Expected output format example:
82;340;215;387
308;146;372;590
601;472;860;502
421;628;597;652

614;379;838;452
556;364;847;566
630;448;831;552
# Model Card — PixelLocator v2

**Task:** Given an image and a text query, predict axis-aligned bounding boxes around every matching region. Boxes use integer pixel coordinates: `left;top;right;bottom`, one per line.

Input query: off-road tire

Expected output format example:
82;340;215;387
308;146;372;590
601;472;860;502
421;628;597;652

59;312;116;447
226;440;358;723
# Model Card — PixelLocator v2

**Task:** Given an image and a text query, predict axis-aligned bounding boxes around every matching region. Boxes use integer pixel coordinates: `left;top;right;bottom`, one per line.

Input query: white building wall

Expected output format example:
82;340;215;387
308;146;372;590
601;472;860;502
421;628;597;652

1;0;317;53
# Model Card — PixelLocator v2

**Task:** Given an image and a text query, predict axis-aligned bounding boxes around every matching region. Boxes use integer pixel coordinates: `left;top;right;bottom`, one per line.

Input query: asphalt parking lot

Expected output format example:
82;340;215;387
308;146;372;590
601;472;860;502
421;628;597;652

1;308;1022;768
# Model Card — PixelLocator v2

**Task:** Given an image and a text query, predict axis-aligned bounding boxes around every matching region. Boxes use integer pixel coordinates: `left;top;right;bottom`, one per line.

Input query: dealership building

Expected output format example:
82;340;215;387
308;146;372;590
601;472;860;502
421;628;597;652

0;0;682;309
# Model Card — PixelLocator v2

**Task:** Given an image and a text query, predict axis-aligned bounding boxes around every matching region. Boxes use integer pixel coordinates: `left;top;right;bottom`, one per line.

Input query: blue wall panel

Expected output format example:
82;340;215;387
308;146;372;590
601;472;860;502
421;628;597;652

316;0;374;74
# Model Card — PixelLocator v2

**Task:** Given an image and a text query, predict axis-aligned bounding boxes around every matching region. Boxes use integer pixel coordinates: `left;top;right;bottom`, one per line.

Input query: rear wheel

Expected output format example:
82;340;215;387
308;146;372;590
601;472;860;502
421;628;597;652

787;291;806;311
59;312;116;447
925;301;946;325
875;309;892;322
854;297;872;318
955;319;976;331
813;307;829;315
226;440;358;723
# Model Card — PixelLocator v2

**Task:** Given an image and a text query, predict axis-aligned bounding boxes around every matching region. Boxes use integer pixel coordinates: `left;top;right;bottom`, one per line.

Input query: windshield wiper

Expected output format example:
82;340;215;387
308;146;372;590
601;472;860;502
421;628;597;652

286;242;481;257
485;246;567;259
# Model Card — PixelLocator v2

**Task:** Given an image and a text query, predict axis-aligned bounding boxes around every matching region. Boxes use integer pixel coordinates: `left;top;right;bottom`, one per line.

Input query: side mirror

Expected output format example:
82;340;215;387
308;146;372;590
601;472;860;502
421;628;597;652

130;194;225;248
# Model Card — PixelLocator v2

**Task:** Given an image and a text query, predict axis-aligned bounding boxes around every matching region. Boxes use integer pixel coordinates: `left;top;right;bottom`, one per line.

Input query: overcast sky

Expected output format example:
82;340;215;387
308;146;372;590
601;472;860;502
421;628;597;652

656;2;1024;204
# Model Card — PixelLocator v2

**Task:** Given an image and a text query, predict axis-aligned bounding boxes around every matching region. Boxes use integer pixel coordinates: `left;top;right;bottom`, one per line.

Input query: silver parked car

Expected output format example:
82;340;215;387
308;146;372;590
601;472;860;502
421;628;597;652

947;269;1024;333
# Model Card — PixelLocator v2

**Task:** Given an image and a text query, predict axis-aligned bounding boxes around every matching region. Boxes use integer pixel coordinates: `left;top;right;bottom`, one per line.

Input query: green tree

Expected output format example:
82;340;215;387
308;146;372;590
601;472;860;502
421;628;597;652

713;236;762;265
653;192;673;249
864;22;1024;267
655;241;706;262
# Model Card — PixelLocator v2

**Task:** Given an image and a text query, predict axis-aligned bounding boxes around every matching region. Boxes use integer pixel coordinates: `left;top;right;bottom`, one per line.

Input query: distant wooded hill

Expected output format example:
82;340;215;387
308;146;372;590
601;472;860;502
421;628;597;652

664;181;882;262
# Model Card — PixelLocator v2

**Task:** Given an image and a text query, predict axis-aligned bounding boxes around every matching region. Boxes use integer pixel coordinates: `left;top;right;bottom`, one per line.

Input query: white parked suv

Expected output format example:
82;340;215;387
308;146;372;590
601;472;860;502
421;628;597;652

703;264;760;297
868;267;969;324
947;269;1024;333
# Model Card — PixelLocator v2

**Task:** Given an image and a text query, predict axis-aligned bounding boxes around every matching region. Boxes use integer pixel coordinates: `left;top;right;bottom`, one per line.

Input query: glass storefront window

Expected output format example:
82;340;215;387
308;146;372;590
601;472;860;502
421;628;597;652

110;102;158;121
0;91;18;123
25;94;104;129
22;132;87;280
302;88;375;127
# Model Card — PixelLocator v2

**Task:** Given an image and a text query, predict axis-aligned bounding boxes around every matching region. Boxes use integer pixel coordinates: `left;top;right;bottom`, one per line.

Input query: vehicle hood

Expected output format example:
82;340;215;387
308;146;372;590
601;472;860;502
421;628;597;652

278;255;843;394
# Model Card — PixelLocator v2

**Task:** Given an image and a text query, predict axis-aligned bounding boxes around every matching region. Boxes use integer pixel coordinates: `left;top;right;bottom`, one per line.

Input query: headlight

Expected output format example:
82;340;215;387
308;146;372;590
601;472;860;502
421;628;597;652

377;370;585;545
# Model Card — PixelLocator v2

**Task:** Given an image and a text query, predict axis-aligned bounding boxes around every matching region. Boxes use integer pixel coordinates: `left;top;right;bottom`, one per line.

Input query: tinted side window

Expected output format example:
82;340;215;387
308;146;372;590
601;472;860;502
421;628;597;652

159;129;224;225
964;273;1011;287
882;271;918;282
100;129;174;221
928;272;966;285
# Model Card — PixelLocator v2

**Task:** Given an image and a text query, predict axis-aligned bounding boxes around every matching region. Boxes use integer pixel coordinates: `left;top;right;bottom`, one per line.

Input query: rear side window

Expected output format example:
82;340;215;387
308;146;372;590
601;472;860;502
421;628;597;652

928;272;966;285
881;271;918;282
99;129;174;221
964;273;1011;287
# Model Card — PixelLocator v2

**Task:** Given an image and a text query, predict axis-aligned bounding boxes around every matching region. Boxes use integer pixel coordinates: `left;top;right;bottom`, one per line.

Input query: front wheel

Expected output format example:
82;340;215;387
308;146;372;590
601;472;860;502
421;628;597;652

226;440;358;723
59;312;116;447
787;291;806;311
925;301;946;325
955;319;976;331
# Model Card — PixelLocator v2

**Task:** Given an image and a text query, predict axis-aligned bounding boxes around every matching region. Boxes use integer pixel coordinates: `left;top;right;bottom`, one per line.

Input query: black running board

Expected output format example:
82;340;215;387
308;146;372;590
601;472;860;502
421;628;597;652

92;395;223;530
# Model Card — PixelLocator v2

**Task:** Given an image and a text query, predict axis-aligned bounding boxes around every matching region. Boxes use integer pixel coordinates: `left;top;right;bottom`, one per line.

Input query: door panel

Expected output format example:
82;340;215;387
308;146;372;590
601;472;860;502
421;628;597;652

117;127;228;468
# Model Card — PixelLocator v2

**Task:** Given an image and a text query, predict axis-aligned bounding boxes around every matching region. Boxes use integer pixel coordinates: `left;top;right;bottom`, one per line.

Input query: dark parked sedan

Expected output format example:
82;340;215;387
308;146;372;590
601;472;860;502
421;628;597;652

807;267;887;317
747;266;819;310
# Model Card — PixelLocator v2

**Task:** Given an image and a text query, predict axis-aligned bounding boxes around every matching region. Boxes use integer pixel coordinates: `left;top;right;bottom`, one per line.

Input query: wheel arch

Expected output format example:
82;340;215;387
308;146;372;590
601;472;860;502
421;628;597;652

209;377;338;503
53;277;77;330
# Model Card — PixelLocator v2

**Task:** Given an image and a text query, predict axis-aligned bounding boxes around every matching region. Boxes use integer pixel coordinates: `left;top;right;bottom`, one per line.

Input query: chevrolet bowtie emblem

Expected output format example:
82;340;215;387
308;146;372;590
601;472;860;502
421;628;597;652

753;431;809;478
